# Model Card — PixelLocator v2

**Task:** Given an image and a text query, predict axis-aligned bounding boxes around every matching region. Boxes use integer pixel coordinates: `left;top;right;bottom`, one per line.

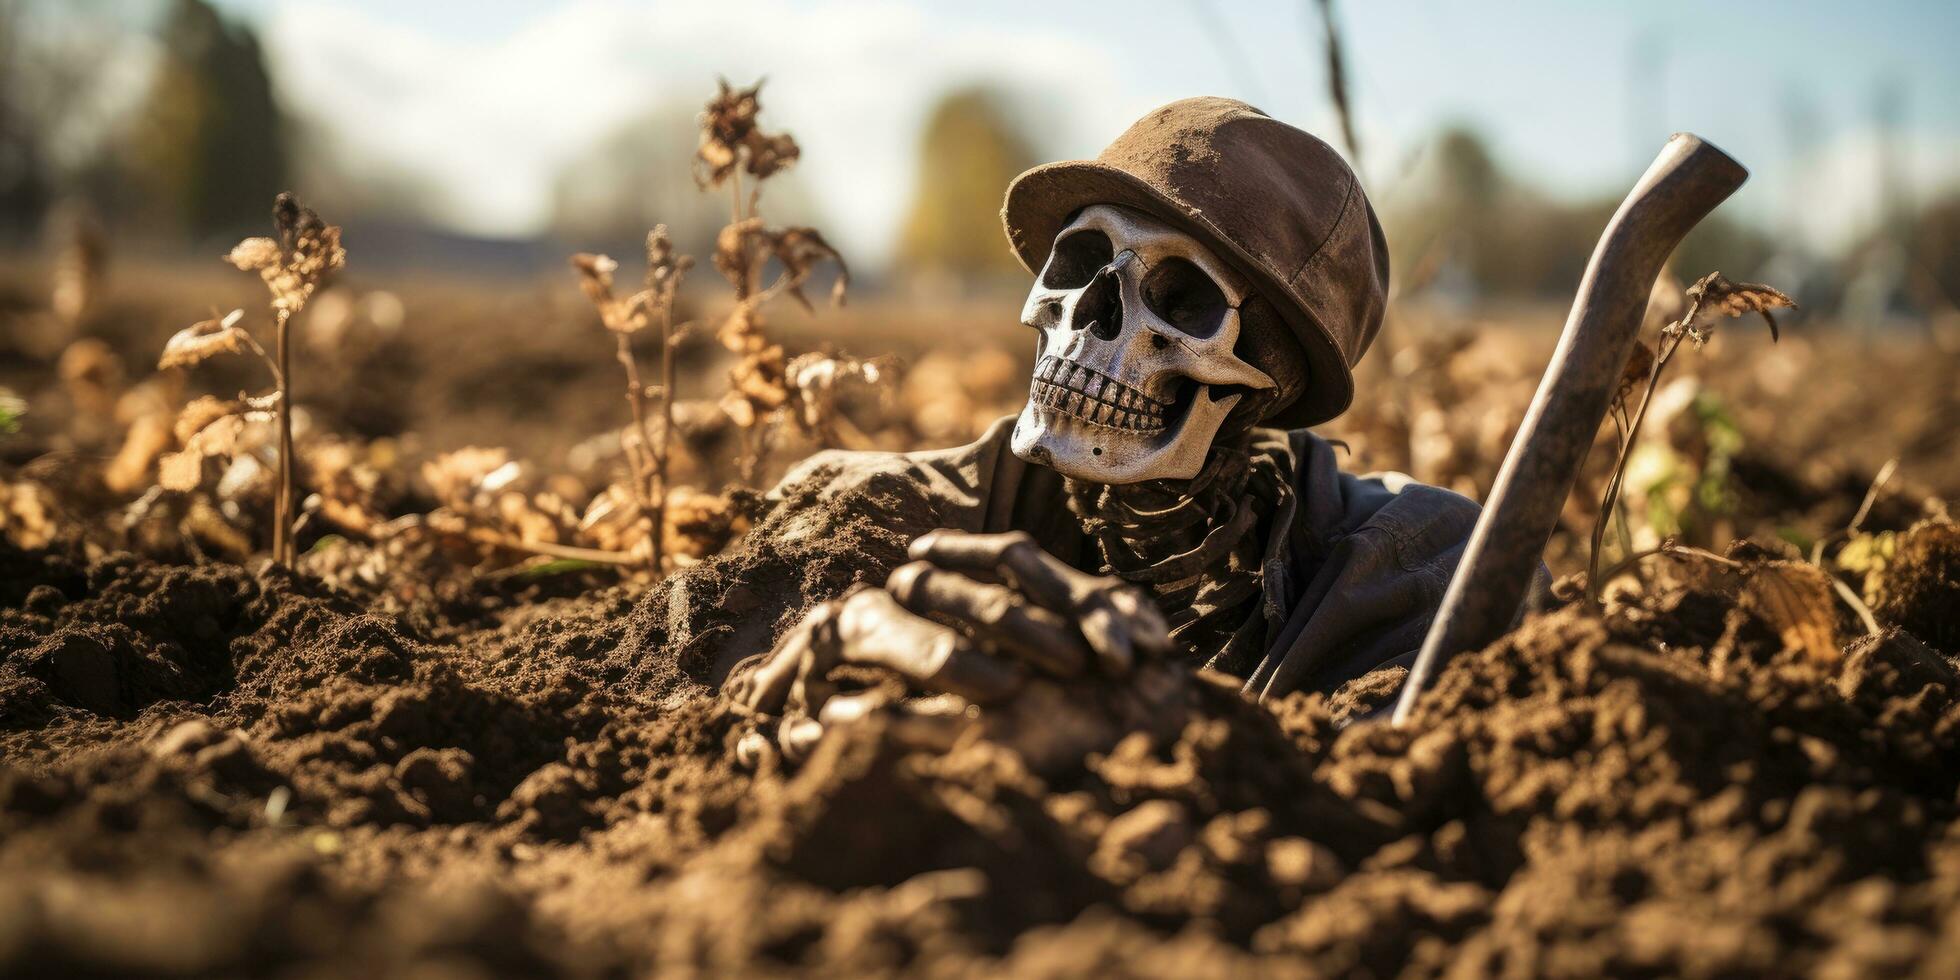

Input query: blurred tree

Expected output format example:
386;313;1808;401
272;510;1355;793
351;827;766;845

1384;125;1520;301
123;0;286;240
0;2;51;233
0;0;145;239
1430;126;1502;215
1670;213;1773;290
549;102;735;257
894;87;1038;290
548;100;822;263
1385;124;1771;304
1908;193;1960;314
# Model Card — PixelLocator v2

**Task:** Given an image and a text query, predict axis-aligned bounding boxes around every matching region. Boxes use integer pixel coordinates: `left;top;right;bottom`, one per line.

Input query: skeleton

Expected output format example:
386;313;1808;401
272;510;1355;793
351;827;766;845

722;115;1743;755
719;97;1500;764
730;206;1285;760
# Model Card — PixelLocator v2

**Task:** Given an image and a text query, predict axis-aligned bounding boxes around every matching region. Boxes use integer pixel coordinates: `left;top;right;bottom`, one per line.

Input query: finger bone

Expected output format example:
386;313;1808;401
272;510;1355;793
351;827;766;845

887;561;1088;677
734;729;776;770
778;715;825;762
835;588;1022;702
817;688;893;727
739;599;843;715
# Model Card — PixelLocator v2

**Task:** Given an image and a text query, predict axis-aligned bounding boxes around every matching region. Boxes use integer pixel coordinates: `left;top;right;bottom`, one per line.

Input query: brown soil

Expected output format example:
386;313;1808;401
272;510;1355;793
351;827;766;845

3;509;1958;977
6;261;1960;975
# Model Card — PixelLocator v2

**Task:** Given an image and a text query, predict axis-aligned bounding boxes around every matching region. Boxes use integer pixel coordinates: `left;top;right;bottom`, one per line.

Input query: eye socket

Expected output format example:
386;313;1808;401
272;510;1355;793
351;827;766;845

1040;229;1113;289
1142;257;1228;338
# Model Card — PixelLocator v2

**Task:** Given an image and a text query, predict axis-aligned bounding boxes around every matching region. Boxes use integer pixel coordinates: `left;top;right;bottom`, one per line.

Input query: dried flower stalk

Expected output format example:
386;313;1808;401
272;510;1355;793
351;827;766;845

570;228;693;572
162;193;344;568
644;226;692;572
1587;272;1794;603
693;82;850;481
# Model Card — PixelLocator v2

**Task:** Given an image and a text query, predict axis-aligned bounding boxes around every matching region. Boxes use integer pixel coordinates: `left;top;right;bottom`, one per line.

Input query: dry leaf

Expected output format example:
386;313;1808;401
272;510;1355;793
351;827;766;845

664;486;749;561
59;338;123;413
694;78;765;189
422;447;514;507
228;194;346;316
303;439;389;535
744;130;800;181
571;253;650;333
786;350;896;443
765;226;849;312
721;344;788;430
155;452;200;492
1741;560;1839;665
1682;272;1796;345
572;252;617;288
1;480;59;549
496;490;572;546
227;237;282;272
181;496;253;562
156;410;275;492
175;395;241;444
718;300;763;353
159;310;250;370
104;414;174;494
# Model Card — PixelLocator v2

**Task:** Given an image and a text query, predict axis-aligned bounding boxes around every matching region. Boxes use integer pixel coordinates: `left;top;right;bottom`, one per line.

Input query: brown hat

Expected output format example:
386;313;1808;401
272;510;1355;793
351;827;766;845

1001;97;1388;428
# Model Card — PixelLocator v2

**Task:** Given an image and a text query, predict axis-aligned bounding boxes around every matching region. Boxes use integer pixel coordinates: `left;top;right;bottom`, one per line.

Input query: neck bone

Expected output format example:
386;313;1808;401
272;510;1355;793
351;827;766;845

1063;424;1287;661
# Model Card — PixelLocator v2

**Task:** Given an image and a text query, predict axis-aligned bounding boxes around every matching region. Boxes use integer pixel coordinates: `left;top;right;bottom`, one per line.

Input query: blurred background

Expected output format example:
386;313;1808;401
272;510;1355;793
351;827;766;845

2;0;1956;579
4;0;1956;312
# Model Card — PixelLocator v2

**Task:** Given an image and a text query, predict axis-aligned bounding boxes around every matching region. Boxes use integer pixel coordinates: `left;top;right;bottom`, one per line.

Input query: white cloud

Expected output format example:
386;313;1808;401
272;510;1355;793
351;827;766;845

1763;129;1960;253
259;0;1127;263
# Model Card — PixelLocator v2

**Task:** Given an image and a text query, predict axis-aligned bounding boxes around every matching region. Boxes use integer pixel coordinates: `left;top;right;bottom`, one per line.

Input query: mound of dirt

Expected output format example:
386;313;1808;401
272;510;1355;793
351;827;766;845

1871;519;1960;656
2;533;1959;976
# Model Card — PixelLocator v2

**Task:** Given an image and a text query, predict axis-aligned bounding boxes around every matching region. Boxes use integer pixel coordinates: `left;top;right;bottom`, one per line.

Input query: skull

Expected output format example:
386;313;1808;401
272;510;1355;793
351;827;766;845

1011;204;1277;484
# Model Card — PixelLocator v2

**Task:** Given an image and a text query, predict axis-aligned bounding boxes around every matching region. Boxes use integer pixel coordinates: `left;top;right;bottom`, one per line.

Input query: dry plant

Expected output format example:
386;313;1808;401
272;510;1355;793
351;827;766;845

695;78;851;481
785;349;897;448
570;226;693;572
423;448;571;553
1588;271;1795;604
157;193;345;568
552;78;860;579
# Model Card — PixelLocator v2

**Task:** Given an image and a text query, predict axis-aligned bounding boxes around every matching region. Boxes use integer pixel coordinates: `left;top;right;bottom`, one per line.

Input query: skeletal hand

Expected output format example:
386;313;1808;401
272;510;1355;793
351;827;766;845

725;529;1173;765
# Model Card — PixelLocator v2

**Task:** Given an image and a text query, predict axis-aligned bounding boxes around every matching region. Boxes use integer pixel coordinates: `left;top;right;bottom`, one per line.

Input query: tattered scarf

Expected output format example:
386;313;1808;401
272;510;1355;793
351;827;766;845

1065;436;1292;673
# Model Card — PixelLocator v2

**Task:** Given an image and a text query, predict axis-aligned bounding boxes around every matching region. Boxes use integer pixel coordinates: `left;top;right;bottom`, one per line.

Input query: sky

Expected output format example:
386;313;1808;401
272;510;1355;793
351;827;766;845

204;0;1960;266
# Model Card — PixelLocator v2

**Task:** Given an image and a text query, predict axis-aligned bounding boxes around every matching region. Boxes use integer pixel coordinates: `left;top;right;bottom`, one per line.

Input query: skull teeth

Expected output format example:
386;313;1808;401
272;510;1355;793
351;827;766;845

1028;356;1171;433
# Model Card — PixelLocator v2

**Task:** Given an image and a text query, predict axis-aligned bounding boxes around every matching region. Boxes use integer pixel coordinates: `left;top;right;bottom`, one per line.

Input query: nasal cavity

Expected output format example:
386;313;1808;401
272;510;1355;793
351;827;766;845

1075;267;1123;342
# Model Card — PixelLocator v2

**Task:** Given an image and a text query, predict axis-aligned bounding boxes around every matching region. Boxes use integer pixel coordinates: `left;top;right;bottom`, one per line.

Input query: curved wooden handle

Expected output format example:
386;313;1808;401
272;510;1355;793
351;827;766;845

1392;134;1748;724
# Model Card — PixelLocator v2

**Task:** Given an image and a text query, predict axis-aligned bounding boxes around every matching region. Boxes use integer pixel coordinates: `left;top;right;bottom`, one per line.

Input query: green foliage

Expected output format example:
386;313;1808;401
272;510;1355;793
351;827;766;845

894;88;1039;284
1621;390;1745;546
0;388;24;435
1835;529;1898;605
1688;392;1744;516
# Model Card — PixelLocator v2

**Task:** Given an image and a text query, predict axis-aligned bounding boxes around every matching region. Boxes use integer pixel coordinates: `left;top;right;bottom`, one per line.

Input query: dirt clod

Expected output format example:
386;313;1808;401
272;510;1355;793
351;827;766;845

2;504;1959;976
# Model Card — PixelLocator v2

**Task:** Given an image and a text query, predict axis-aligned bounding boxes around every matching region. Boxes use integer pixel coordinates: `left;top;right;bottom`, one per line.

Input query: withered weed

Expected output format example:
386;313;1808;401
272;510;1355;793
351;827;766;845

1587;271;1795;603
157;192;344;568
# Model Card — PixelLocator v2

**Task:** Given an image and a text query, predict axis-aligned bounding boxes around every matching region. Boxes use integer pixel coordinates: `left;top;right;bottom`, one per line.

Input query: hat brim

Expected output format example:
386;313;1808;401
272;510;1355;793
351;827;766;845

1002;159;1352;429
